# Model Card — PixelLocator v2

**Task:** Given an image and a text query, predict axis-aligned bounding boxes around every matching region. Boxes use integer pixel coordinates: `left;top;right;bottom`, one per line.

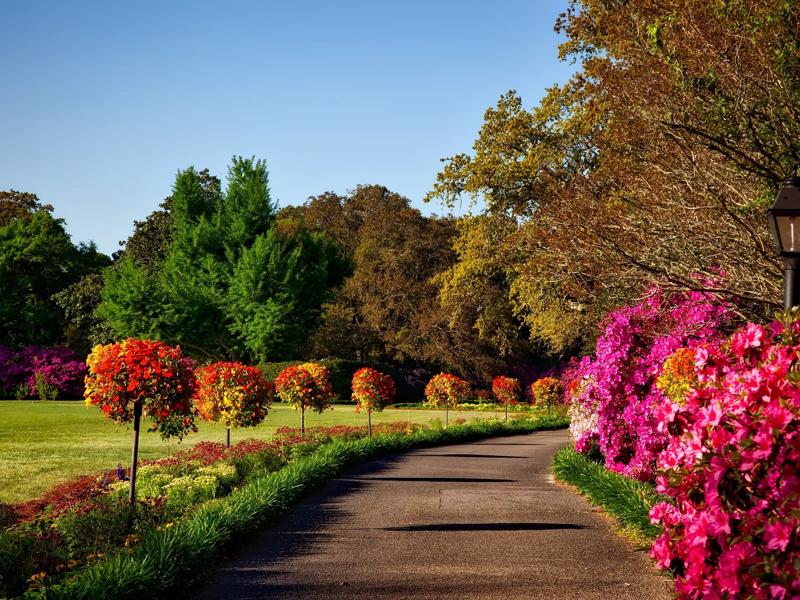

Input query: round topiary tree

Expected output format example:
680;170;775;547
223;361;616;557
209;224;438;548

530;376;563;413
424;373;471;427
351;367;396;437
194;361;274;447
491;375;522;422
84;339;197;506
274;362;333;435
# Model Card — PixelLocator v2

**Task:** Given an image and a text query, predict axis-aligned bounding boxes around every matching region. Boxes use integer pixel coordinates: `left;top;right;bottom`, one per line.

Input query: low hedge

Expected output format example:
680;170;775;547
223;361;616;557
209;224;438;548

259;358;423;404
35;414;567;599
551;446;665;543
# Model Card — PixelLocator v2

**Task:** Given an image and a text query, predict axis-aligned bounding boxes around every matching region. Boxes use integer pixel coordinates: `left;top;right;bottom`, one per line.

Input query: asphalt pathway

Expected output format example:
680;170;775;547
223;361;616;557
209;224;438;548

197;429;673;599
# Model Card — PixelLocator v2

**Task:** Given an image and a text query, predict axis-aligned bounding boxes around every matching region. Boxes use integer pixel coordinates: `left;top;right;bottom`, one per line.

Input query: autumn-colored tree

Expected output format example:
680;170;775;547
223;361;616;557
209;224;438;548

351;367;396;436
274;362;333;434
428;1;800;351
424;373;471;427
491;375;522;422
194;361;274;447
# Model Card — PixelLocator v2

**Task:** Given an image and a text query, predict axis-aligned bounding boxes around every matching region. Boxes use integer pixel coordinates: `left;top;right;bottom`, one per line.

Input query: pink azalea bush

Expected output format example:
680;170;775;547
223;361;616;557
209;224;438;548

564;283;735;480
649;316;800;598
0;346;86;399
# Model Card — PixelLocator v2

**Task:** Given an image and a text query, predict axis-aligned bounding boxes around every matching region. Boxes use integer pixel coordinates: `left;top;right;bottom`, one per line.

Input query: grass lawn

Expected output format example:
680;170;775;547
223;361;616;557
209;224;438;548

0;400;503;503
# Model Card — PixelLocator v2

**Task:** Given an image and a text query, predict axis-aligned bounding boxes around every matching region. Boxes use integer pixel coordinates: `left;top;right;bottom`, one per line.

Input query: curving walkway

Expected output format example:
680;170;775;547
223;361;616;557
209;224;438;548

197;429;672;599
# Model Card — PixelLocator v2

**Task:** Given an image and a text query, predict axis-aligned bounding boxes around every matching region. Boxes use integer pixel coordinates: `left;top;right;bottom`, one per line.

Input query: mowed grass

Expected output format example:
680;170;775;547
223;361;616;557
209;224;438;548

0;400;500;503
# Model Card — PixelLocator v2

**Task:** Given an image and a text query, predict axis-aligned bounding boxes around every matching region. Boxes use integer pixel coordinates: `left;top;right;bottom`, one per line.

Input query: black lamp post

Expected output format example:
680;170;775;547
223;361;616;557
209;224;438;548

767;176;800;309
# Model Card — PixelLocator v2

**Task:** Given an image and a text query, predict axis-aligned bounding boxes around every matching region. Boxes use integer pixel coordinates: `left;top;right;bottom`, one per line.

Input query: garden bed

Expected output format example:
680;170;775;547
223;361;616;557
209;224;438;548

3;414;568;599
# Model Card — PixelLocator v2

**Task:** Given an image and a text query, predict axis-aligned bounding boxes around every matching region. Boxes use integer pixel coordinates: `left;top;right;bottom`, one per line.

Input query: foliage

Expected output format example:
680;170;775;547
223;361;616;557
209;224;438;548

51;273;115;355
424;373;471;409
564;281;735;481
273;363;333;414
0;190;53;227
0;345;86;399
100;157;347;363
194;362;273;429
491;375;522;406
529;377;562;409
648;317;800;598
427;1;800;353
289;186;513;380
84;339;197;439
351;367;396;413
552;447;663;543
0;210;110;348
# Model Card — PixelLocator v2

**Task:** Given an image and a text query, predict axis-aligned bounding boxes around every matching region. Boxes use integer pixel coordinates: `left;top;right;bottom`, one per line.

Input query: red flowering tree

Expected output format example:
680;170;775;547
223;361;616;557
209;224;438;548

424;373;471;427
195;362;274;447
84;339;197;505
491;375;522;421
274;362;333;435
530;377;563;413
351;367;396;436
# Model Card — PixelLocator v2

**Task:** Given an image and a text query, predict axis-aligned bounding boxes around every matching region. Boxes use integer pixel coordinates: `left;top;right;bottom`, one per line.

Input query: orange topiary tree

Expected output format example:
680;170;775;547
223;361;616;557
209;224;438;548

530;376;563;412
424;373;471;427
351;367;396;437
194;361;274;447
84;339;197;506
274;362;333;435
491;375;522;422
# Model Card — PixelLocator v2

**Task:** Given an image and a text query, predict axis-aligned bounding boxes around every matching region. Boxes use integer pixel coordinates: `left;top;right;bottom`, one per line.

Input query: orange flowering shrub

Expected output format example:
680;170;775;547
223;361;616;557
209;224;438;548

424;373;471;408
352;367;396;412
274;362;333;413
194;362;273;428
84;339;197;439
655;347;698;405
530;377;563;409
491;376;522;406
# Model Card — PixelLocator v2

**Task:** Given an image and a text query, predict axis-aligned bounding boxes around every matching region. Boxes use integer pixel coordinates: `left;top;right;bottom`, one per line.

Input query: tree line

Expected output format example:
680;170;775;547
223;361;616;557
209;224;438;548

4;0;792;382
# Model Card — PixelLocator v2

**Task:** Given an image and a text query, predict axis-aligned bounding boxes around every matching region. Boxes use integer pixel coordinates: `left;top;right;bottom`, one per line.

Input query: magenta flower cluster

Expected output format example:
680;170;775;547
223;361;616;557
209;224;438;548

0;346;86;399
564;283;734;480
649;319;800;598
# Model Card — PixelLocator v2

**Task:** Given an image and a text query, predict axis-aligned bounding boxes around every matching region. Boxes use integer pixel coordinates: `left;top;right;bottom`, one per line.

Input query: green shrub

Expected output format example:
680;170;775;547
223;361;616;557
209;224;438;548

197;463;238;491
34;373;59;401
231;450;286;482
163;475;218;513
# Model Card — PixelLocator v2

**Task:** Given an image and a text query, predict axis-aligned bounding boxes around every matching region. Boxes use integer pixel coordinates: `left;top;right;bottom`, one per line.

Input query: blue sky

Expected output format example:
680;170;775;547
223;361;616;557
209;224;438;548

1;1;575;255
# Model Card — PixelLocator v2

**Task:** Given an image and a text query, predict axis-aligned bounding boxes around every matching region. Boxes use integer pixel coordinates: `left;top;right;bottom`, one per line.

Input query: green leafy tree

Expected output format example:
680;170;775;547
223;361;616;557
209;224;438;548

100;157;347;362
0;210;109;346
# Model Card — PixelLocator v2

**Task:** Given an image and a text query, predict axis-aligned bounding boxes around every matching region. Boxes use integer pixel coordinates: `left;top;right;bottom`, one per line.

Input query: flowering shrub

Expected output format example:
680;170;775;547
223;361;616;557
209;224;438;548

530;377;562;409
424;373;471;408
352;367;396;412
491;376;522;406
0;346;86;399
84;339;197;439
648;317;800;598
274;363;334;413
194;362;273;429
564;283;734;480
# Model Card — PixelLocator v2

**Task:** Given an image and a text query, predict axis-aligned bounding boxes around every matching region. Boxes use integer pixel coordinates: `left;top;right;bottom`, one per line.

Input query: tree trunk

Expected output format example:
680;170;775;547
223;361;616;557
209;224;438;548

129;401;142;508
226;427;231;448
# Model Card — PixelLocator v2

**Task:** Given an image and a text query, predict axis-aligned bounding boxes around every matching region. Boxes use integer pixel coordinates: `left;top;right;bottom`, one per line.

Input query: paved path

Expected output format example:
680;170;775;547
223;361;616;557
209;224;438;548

197;429;673;599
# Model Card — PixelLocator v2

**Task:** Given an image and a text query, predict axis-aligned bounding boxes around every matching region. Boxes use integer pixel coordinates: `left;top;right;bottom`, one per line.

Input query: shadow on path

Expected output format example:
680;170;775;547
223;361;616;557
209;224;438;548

384;522;588;532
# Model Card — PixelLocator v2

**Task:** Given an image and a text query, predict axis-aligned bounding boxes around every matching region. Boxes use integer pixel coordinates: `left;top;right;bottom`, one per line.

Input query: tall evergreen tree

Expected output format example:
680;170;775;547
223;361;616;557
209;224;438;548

100;157;347;362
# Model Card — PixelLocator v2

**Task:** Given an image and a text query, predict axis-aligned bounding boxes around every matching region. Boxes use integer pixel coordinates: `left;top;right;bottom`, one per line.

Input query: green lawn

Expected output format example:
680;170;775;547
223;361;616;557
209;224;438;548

0;401;503;503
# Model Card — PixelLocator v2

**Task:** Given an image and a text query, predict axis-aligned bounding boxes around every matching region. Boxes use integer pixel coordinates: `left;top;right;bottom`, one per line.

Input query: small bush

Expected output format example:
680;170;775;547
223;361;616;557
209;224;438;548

163;475;218;513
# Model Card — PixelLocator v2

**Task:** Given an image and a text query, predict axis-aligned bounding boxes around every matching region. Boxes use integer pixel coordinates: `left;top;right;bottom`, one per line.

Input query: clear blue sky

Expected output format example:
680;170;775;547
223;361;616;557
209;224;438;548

1;1;575;255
